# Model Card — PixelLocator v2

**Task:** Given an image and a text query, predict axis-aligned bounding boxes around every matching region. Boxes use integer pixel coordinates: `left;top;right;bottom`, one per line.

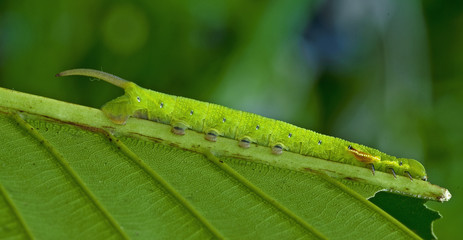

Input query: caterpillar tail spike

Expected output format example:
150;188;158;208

56;69;142;125
56;69;131;89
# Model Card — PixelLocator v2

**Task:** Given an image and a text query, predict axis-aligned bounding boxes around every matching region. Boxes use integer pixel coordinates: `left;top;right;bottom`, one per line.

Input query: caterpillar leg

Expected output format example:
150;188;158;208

404;171;413;181
172;126;186;135
239;137;251;149
205;129;219;142
271;143;284;155
104;113;129;125
101;96;132;125
171;122;189;135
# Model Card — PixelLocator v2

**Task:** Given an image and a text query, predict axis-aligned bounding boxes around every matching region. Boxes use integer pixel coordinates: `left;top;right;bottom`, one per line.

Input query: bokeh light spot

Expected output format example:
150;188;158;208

101;3;149;55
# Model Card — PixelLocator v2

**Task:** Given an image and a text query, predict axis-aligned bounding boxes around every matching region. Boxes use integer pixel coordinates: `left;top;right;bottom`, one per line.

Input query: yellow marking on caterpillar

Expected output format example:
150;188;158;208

347;146;381;164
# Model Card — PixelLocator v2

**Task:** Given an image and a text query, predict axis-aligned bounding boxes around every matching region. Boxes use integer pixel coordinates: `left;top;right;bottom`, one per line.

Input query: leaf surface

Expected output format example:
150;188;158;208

0;87;449;239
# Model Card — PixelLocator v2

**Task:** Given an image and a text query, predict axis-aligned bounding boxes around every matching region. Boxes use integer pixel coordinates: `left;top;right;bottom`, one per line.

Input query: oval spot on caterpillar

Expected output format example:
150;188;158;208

318;140;322;145
160;102;164;108
190;110;194;115
288;133;292;138
136;96;141;102
256;125;260;130
347;145;381;164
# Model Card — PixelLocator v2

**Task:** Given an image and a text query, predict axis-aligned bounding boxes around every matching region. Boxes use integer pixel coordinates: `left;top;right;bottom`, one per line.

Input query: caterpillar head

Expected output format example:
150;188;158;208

401;158;427;181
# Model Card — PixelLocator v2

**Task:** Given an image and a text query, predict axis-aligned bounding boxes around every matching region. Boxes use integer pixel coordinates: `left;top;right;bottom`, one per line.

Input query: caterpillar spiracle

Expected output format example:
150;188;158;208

56;69;428;181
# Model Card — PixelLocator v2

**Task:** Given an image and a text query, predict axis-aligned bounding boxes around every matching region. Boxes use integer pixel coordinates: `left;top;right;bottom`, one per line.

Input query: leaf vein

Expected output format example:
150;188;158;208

105;132;225;239
11;113;131;240
204;151;328;239
0;181;34;239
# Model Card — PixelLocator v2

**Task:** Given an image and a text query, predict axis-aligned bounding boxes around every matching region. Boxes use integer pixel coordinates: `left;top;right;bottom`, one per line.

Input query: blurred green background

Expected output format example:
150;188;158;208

1;0;461;238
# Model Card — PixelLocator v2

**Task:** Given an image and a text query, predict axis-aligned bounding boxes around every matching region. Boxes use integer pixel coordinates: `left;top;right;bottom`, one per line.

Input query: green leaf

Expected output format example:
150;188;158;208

0;87;450;239
370;192;441;240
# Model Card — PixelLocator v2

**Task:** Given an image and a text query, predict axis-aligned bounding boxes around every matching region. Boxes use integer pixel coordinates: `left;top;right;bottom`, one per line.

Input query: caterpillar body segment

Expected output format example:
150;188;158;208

327;138;355;165
269;121;304;154
204;103;242;139
235;112;274;147
56;69;427;181
172;96;209;133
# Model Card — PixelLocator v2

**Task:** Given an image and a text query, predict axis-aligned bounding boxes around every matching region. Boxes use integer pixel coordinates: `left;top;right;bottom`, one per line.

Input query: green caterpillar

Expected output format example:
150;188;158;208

56;69;428;181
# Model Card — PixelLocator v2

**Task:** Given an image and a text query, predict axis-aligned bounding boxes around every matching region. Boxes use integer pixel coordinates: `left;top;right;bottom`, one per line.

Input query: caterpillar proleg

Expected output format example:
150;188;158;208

56;69;428;181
